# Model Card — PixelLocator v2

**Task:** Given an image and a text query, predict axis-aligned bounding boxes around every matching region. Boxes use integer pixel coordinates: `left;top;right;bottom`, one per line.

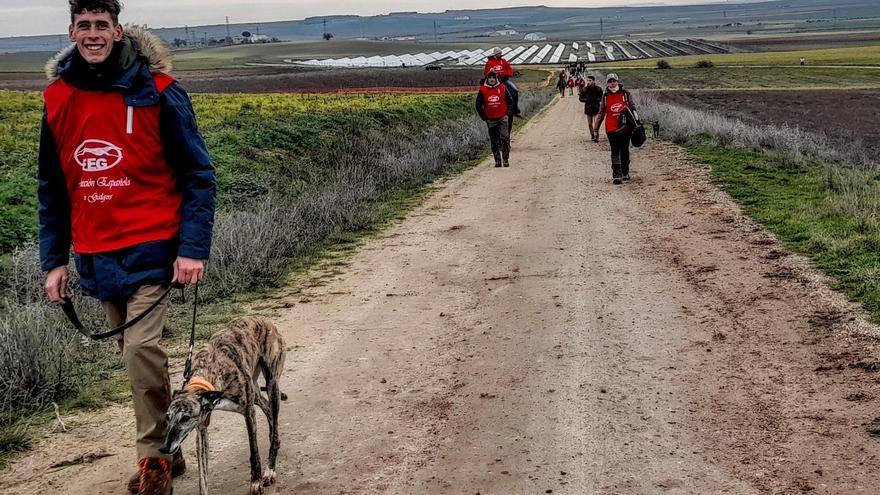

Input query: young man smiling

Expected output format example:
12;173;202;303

39;1;215;494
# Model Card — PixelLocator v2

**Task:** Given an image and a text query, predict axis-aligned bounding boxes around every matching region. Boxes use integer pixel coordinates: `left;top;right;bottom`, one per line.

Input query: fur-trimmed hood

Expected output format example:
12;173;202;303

45;25;172;82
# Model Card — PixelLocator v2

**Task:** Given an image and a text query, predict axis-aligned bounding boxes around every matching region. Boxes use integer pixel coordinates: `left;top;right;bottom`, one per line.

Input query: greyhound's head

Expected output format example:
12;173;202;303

159;388;223;455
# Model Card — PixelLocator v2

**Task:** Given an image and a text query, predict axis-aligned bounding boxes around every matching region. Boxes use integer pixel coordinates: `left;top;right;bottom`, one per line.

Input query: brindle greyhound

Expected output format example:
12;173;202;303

159;316;286;495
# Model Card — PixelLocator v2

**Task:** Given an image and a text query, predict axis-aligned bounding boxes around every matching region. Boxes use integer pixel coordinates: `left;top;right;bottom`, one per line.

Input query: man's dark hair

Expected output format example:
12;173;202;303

587;75;595;81
69;0;122;23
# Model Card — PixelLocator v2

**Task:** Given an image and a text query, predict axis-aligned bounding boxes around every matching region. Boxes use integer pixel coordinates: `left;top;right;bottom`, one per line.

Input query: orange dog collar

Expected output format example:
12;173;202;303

185;376;215;393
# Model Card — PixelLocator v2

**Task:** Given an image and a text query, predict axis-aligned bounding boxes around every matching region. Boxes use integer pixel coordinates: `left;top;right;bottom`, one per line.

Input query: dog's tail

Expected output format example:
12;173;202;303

261;386;288;401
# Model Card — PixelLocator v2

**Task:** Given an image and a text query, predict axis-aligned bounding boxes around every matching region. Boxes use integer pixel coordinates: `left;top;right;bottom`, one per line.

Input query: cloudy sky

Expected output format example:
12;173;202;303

2;0;716;37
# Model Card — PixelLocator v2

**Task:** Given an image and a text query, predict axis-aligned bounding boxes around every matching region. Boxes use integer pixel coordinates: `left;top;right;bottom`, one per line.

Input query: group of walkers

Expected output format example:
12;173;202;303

555;64;592;98
475;48;640;185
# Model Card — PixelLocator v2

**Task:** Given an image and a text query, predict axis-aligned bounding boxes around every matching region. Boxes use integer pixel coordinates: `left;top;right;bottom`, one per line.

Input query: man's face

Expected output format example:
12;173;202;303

69;10;123;65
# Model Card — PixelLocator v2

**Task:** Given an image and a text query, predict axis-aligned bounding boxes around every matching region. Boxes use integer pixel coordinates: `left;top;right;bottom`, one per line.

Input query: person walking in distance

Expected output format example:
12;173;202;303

39;1;216;494
579;75;603;143
593;73;638;184
556;70;567;97
476;70;515;167
567;75;575;96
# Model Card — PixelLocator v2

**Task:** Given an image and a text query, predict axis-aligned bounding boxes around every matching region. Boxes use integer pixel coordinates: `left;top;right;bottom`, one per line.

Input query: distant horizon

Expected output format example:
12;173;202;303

2;0;756;38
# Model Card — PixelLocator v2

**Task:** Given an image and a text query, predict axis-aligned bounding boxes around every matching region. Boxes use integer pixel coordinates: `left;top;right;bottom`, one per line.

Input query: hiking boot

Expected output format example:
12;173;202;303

494;161;503;167
622;174;631;181
503;160;510;167
129;454;184;494
612;177;623;185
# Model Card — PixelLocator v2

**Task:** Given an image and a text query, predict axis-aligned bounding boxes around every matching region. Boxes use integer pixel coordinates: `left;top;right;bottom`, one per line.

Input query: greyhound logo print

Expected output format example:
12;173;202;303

74;139;123;172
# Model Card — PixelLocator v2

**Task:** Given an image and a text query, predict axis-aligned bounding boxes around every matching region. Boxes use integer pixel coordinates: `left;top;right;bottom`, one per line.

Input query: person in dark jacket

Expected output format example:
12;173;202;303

556;71;567;97
579;75;603;142
476;70;515;167
593;73;638;184
39;2;215;494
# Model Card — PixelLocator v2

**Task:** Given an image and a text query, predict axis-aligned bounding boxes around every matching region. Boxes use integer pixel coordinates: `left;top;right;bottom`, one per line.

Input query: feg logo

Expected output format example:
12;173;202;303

488;95;502;104
74;139;123;172
610;103;625;113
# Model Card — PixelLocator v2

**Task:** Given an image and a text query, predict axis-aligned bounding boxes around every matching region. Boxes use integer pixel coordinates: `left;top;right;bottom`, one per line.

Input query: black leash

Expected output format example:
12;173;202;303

60;282;202;391
60;284;180;340
180;282;199;388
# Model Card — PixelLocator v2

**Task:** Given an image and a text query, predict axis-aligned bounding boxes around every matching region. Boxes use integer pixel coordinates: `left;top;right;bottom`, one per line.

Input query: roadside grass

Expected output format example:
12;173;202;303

598;45;880;68
0;376;129;469
686;145;880;321
607;66;880;90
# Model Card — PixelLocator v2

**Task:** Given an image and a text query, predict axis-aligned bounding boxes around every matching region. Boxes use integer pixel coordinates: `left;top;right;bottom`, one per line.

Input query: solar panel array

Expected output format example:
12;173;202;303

285;40;727;68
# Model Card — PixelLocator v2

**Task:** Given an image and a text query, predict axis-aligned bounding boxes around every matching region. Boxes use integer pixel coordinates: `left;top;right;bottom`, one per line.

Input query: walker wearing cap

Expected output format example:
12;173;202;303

484;47;513;81
593;71;639;184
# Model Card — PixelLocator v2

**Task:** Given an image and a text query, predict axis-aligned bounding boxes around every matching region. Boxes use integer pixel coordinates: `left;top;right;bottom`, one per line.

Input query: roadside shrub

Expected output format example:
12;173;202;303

656;59;672;70
694;60;714;68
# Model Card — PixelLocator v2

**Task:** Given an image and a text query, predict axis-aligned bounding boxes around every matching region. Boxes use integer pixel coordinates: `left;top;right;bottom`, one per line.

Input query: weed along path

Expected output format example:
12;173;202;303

6;97;880;495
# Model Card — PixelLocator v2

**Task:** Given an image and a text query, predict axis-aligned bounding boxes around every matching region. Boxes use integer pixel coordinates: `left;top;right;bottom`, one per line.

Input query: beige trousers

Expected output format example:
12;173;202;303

102;284;172;461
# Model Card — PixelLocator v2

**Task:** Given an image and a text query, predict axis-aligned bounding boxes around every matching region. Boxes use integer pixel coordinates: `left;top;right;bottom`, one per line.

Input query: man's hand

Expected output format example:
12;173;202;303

173;257;205;285
45;266;69;303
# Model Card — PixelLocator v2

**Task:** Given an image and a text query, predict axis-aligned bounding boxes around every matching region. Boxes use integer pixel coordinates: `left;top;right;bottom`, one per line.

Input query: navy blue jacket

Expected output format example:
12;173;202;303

39;33;215;301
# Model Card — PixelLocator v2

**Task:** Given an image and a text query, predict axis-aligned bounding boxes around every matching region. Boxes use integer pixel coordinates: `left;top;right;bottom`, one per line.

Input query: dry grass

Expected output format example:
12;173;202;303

635;91;877;170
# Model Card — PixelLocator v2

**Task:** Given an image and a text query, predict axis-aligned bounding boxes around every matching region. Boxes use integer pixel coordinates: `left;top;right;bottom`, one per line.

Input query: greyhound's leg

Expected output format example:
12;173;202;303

258;374;281;486
244;404;263;495
197;424;209;495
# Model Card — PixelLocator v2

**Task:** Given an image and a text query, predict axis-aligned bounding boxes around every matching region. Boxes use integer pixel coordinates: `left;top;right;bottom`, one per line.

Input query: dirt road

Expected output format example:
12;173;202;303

5;97;880;494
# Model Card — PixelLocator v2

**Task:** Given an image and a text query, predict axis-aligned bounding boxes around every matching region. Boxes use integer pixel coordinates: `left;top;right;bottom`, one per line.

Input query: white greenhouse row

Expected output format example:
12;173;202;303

283;40;728;68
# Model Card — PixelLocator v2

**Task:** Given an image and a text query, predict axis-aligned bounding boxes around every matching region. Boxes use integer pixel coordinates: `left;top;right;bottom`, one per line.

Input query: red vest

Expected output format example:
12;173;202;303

480;84;508;121
483;58;513;78
43;73;183;254
603;91;629;133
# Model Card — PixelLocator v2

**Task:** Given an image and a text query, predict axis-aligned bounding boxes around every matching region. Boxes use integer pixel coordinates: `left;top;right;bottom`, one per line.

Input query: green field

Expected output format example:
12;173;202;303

0;52;53;73
599;45;880;68
606;66;880;90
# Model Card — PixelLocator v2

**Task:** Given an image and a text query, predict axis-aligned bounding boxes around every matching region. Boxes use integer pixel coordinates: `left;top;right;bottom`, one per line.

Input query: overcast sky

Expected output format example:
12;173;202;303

2;0;717;37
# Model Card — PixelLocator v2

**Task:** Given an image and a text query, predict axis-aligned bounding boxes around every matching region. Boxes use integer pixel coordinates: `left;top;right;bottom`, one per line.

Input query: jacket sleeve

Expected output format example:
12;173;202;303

38;110;72;271
475;90;487;121
594;93;607;130
159;82;216;260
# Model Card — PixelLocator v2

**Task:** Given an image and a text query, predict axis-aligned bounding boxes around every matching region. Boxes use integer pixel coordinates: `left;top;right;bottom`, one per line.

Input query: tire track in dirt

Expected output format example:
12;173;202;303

3;96;880;495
